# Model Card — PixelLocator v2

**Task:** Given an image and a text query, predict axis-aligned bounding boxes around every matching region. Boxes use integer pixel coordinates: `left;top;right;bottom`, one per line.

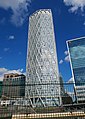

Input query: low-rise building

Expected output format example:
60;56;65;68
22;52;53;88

0;81;2;98
59;75;73;104
2;73;25;99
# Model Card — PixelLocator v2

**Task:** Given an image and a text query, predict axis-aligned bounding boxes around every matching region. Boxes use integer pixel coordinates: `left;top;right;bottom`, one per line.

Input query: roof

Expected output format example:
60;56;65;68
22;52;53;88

29;9;51;17
66;36;85;43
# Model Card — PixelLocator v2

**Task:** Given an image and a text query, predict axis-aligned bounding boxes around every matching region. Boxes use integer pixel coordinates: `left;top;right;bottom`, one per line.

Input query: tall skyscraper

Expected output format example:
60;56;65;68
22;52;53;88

25;9;61;107
67;37;85;103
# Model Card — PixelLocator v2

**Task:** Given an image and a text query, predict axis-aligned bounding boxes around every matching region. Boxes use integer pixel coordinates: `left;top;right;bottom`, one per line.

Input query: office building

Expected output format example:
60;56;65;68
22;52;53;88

0;81;2;98
59;75;73;104
67;37;85;103
25;9;61;107
2;73;25;98
59;74;65;96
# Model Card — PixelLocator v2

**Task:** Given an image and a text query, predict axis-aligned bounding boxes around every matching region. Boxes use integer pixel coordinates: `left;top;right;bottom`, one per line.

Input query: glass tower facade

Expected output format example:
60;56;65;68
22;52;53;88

67;37;85;102
25;9;61;107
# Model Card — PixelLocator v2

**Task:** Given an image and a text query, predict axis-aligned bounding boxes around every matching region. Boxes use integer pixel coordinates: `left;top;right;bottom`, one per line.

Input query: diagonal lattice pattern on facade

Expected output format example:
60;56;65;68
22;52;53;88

25;9;61;107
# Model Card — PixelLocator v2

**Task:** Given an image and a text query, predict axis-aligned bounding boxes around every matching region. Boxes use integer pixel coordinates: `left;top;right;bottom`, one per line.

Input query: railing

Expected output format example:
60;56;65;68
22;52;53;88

0;83;85;118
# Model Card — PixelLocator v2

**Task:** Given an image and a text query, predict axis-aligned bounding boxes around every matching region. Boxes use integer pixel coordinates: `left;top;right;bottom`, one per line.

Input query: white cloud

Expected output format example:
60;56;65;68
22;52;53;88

9;35;15;40
59;59;63;64
0;68;23;81
64;50;69;55
67;77;74;83
0;68;8;73
4;48;10;52
59;51;70;64
23;72;26;76
83;22;85;25
0;0;32;26
64;55;70;62
64;0;85;13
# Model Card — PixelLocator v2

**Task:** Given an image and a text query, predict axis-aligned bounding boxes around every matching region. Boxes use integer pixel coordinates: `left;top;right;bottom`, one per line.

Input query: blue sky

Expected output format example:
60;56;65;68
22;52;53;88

0;0;85;82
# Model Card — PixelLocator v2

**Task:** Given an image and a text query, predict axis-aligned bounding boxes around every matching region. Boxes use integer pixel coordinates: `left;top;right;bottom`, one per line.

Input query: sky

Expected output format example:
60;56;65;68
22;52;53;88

0;0;85;82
